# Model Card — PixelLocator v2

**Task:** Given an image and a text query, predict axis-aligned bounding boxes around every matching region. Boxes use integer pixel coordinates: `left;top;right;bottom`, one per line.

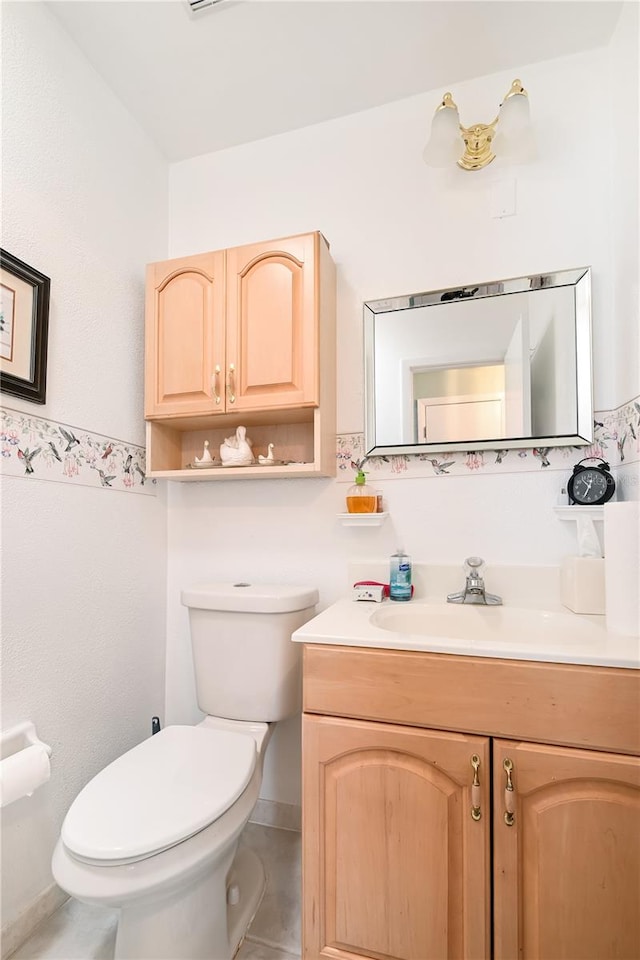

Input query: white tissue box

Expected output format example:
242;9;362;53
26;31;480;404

560;557;605;615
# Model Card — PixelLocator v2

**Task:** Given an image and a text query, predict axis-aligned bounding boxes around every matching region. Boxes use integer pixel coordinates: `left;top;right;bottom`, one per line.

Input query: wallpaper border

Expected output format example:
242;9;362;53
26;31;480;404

0;406;155;496
335;397;640;482
3;396;636;494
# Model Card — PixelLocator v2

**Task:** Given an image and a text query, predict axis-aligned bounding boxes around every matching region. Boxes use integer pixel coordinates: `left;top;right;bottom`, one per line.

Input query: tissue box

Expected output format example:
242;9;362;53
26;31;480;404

561;557;605;615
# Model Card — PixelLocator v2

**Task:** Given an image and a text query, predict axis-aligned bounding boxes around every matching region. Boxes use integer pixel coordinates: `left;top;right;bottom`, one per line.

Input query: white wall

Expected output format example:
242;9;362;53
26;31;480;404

609;2;640;408
1;2;169;937
165;39;639;804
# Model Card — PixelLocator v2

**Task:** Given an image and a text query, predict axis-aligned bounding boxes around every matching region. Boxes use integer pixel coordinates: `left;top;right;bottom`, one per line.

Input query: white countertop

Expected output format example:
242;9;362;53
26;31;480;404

292;597;640;670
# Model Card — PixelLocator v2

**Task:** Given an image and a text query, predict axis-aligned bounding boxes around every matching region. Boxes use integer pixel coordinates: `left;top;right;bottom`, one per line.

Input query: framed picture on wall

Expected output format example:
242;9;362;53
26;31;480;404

0;249;51;404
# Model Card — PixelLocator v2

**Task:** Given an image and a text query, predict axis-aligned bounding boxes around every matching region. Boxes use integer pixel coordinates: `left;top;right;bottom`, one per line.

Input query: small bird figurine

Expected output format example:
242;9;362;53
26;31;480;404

194;440;214;465
220;426;254;466
258;443;275;465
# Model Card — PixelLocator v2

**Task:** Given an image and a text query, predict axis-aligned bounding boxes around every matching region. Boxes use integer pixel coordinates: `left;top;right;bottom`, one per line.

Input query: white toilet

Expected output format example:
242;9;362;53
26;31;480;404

52;582;318;960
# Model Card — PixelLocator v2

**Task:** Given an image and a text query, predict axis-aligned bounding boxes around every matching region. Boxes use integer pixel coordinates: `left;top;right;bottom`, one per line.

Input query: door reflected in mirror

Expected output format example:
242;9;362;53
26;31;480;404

364;268;592;456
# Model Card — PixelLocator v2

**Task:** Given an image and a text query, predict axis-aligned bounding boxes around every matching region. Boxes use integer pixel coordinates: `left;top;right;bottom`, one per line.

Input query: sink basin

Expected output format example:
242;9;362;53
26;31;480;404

370;602;602;645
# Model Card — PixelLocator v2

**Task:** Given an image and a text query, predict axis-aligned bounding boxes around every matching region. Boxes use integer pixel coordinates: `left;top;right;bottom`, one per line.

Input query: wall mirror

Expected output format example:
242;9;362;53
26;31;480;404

363;267;592;457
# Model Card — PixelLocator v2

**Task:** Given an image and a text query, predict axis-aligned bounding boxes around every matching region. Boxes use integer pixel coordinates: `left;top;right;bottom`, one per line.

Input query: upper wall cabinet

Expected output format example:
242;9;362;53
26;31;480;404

143;232;336;480
145;249;225;419
145;233;321;419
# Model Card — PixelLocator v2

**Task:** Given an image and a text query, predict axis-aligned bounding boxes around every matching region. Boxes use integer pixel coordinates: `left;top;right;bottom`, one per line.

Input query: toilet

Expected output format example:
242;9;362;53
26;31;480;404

52;582;318;960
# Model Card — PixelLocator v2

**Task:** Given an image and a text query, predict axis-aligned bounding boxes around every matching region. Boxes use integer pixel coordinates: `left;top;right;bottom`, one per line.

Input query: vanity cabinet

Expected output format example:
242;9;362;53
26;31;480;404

492;739;640;960
144;231;336;479
303;715;491;960
301;644;640;960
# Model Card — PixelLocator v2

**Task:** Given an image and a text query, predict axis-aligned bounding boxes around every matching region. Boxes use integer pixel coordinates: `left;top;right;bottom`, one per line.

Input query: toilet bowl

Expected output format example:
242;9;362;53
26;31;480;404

52;582;318;960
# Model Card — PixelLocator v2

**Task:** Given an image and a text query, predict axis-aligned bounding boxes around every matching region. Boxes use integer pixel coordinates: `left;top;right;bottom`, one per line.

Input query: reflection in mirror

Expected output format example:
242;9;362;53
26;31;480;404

364;268;592;456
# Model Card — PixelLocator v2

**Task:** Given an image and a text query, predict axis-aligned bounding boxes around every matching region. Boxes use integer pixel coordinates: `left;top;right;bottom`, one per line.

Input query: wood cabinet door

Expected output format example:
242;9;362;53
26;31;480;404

493;738;640;960
226;233;318;412
145;251;225;418
302;714;490;960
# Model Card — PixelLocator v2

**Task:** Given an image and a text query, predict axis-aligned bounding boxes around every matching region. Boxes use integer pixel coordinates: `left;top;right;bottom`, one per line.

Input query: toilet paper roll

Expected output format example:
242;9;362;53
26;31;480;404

0;744;51;808
604;501;640;637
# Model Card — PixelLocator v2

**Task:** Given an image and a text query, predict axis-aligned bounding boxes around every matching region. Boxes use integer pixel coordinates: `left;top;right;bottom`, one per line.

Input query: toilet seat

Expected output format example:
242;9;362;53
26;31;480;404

61;725;256;865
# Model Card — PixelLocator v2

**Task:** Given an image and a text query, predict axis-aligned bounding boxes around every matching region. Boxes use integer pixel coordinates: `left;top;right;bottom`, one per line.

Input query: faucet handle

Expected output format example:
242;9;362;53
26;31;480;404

465;556;484;571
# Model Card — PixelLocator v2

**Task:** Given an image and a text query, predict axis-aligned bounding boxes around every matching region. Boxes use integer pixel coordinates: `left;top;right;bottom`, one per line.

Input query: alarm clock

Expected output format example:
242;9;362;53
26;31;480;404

567;457;615;506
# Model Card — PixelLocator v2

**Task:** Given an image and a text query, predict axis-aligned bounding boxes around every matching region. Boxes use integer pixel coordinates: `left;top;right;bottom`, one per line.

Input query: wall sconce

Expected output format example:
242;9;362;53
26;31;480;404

423;79;533;171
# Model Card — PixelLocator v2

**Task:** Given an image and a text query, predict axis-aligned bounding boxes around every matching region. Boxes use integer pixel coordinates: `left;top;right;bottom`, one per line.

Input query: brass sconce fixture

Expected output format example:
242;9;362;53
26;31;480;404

423;79;533;171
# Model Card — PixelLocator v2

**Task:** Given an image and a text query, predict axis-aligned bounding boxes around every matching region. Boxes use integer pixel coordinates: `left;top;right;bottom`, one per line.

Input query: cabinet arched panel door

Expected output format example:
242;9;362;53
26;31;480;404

145;251;225;417
302;714;490;960
493;738;640;960
226;234;318;411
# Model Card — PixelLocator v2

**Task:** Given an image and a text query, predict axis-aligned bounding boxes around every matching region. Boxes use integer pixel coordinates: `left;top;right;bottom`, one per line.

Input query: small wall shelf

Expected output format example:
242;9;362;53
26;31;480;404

554;506;604;521
338;512;389;527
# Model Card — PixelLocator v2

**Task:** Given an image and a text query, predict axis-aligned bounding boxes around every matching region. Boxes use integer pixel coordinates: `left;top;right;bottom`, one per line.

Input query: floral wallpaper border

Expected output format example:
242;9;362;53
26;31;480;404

335;396;640;482
3;396;637;494
1;407;155;496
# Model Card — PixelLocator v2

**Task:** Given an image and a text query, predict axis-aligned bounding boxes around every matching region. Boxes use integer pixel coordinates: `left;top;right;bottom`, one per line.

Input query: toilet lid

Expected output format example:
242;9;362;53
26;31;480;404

61;725;256;863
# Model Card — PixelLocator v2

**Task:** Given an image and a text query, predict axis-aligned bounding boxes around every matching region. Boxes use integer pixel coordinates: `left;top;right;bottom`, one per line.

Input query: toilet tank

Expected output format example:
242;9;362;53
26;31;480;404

180;582;319;722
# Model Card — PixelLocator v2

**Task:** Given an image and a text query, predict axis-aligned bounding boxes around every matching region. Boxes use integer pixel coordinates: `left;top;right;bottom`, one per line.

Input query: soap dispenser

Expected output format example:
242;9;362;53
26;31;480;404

346;469;377;513
390;548;412;601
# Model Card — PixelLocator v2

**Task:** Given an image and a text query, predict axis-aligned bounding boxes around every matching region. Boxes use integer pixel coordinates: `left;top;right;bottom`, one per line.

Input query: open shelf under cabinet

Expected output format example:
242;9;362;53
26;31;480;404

145;408;335;480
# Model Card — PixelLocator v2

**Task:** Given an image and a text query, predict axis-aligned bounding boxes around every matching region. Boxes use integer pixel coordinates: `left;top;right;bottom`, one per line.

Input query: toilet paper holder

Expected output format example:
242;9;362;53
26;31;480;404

1;721;52;808
1;720;52;762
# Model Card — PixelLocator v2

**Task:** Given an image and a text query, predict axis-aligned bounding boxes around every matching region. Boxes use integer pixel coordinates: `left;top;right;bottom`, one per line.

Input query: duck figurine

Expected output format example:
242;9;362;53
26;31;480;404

258;443;276;466
194;440;214;466
220;425;254;467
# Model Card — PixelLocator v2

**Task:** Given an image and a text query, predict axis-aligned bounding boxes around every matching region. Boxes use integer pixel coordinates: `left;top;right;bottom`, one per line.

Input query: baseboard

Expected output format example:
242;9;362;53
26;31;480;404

249;798;301;832
2;882;69;960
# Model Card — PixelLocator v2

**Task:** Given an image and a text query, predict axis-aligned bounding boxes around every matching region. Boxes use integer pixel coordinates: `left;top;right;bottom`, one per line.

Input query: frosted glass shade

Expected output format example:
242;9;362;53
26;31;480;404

423;104;461;167
498;91;530;135
494;93;536;164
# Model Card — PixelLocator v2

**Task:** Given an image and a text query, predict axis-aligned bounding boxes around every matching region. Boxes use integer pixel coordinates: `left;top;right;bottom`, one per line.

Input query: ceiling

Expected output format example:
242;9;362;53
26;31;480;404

48;0;623;163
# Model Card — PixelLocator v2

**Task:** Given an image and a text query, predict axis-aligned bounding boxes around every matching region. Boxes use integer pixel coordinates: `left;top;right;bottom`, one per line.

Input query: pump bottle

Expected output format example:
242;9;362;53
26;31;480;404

346;469;377;513
390;548;412;601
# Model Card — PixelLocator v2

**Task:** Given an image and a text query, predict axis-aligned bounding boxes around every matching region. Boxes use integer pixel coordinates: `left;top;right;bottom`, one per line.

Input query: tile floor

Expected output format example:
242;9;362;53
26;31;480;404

8;824;300;960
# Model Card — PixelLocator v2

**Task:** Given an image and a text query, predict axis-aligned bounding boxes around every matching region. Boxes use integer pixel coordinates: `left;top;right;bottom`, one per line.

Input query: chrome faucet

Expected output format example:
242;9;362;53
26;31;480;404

447;557;502;606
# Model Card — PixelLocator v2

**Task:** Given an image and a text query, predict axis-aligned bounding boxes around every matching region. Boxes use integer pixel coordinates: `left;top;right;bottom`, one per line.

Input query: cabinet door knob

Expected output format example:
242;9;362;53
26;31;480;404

503;757;515;826
212;364;222;404
470;754;482;821
227;363;236;404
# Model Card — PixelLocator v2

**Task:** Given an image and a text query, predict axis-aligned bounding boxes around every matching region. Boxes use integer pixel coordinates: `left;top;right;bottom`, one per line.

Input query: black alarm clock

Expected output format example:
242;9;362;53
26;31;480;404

567;457;615;505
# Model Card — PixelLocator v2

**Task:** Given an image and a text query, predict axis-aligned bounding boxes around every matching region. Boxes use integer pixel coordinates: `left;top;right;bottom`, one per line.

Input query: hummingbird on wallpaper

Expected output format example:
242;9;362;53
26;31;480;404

17;447;42;474
533;448;551;467
427;459;455;475
59;427;79;451
101;444;114;459
94;468;115;487
123;454;133;474
134;463;146;484
617;433;627;462
494;450;509;464
47;441;62;462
